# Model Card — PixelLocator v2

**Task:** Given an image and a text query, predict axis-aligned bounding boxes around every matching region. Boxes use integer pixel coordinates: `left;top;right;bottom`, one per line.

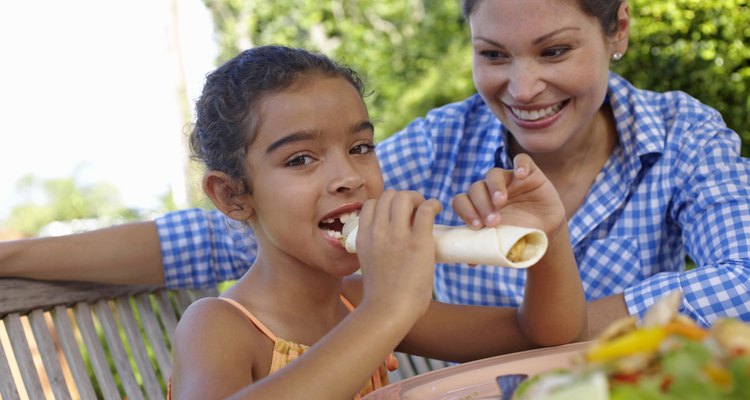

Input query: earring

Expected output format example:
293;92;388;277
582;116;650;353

611;52;623;61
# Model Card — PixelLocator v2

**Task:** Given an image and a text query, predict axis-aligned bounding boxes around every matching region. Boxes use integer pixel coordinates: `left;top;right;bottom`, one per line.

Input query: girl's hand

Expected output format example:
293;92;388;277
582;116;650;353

451;154;565;237
355;190;442;318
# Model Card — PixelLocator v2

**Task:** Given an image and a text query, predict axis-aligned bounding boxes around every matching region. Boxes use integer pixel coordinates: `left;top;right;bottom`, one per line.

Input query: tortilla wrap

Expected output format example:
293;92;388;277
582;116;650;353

343;221;547;269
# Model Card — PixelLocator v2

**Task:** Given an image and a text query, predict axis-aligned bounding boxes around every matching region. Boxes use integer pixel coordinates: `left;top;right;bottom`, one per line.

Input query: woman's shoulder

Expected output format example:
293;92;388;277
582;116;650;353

611;73;723;125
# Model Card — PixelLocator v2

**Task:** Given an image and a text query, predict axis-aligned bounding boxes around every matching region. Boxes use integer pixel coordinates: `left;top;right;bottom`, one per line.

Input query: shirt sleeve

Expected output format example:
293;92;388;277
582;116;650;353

155;208;256;289
624;114;750;326
377;116;435;193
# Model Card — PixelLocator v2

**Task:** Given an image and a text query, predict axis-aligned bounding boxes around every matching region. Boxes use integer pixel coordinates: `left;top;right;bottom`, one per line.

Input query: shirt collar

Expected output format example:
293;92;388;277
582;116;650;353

492;73;666;171
608;72;665;167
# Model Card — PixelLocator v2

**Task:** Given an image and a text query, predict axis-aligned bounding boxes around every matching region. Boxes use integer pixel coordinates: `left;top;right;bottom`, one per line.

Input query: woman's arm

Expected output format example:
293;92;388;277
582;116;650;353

0;208;257;287
401;154;586;362
396;222;586;363
0;221;165;285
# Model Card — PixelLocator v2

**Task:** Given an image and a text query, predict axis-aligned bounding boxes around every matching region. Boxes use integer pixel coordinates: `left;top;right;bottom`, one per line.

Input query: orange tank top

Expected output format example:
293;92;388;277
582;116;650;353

168;295;398;399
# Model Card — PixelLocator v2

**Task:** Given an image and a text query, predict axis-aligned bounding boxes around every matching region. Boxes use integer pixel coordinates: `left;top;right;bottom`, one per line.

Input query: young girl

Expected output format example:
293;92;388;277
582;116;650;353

170;45;585;400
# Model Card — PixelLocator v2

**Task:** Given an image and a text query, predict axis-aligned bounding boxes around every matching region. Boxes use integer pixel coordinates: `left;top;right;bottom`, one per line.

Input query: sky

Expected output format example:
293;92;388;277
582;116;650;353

0;0;217;223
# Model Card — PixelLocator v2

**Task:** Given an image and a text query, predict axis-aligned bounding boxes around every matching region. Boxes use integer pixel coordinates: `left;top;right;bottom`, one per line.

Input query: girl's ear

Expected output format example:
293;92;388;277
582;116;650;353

612;0;630;55
202;171;254;221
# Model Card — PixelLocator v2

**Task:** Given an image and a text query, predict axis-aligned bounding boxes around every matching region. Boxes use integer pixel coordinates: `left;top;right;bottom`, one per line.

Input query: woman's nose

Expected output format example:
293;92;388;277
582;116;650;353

507;63;545;103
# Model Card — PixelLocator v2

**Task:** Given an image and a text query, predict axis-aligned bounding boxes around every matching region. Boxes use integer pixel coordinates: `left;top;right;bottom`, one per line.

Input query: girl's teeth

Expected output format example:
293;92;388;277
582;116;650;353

324;229;343;239
340;212;357;223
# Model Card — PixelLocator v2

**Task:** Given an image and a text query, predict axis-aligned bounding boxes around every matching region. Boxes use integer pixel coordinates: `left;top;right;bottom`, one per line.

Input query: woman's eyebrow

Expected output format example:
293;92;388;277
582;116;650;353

532;27;580;45
473;27;581;47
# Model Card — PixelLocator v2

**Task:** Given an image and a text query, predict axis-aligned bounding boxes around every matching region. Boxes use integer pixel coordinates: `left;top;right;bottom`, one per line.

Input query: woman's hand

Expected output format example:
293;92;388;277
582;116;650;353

355;190;442;319
452;154;565;237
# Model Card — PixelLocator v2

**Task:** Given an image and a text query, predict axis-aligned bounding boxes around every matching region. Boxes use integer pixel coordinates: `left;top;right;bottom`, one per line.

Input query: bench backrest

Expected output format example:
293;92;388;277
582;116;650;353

0;278;447;399
0;278;216;400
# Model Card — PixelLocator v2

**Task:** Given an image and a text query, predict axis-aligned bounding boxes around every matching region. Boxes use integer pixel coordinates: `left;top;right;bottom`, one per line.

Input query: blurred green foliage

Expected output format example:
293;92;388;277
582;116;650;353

202;0;473;140
5;174;140;236
618;0;750;156
202;0;749;155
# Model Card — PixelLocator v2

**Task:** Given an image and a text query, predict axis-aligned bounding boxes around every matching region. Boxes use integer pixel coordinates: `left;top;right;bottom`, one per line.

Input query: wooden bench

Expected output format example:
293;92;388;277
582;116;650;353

0;278;446;399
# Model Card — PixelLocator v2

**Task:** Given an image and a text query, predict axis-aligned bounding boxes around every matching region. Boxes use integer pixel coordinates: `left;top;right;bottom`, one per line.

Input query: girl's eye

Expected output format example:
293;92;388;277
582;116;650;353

350;143;376;155
285;154;315;167
541;47;570;58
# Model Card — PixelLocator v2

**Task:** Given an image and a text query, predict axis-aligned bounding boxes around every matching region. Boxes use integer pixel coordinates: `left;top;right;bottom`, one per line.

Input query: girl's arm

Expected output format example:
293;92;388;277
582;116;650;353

172;192;444;399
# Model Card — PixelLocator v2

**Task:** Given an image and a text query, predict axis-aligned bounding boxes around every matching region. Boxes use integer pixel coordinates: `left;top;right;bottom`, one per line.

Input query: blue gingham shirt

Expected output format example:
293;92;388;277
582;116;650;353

157;73;750;327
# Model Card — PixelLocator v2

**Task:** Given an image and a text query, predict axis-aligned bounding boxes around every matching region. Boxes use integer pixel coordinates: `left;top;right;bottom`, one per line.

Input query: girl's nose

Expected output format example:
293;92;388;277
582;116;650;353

507;63;545;103
327;156;365;194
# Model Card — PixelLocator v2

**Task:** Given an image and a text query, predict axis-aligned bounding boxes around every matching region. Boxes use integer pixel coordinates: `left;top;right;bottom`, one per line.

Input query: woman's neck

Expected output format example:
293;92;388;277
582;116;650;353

510;106;618;218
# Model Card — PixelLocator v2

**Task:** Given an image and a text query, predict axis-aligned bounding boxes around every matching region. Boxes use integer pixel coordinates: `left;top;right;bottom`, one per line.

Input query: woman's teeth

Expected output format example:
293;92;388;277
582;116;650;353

511;102;563;121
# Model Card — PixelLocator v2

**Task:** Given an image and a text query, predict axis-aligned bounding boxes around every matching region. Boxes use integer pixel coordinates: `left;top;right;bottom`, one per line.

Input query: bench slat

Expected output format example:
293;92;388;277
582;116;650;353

28;309;72;400
115;297;164;399
74;302;121;400
51;305;98;399
154;291;180;338
4;314;46;398
94;300;144;400
0;330;22;400
134;293;173;379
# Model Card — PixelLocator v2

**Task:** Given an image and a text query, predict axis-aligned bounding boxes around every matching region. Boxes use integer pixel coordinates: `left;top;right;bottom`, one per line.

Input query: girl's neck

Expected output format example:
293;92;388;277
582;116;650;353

230;255;346;315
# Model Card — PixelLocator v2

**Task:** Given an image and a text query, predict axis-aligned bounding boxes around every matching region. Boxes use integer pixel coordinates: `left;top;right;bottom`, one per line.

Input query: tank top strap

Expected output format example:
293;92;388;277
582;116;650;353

339;293;356;311
217;297;278;343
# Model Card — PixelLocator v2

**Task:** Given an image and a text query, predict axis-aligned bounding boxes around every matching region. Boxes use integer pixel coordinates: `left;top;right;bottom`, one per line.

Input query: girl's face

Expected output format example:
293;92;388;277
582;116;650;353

470;0;627;154
245;76;383;276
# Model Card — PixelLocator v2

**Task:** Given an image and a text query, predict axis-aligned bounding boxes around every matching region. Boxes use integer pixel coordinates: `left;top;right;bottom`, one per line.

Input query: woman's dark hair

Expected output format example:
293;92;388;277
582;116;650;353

461;0;624;36
189;45;366;187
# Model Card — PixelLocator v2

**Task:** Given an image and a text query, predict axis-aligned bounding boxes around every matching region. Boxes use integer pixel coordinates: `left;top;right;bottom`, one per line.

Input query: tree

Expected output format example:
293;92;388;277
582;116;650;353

201;0;473;140
4;174;138;236
617;0;750;156
201;0;749;153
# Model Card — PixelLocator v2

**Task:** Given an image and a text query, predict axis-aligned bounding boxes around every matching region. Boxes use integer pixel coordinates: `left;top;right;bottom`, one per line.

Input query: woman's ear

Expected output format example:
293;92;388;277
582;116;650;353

612;0;630;55
202;171;254;221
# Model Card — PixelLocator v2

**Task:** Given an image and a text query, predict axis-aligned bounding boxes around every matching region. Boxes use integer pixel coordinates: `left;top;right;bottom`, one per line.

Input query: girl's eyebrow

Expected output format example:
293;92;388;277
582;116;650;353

265;131;317;154
265;120;375;154
473;27;581;48
355;120;375;134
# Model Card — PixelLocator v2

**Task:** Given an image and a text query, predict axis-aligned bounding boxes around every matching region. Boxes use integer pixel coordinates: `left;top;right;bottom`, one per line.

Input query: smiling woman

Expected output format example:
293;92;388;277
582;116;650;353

0;0;216;224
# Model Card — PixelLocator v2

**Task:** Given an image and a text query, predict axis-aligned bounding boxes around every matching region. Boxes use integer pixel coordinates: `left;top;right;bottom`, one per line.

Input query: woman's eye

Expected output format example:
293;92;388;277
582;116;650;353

350;143;376;155
479;50;507;61
541;47;570;58
286;154;314;167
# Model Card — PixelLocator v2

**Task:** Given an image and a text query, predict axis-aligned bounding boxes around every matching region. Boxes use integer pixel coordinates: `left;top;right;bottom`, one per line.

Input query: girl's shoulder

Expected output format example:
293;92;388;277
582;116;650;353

172;297;270;385
174;296;269;353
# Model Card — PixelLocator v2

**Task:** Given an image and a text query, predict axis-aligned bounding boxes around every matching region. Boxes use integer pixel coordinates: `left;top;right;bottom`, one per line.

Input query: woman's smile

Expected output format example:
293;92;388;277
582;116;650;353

505;99;569;130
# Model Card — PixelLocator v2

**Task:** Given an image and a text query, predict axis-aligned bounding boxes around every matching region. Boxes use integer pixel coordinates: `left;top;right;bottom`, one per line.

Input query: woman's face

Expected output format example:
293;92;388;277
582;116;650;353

470;0;627;154
245;76;383;276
